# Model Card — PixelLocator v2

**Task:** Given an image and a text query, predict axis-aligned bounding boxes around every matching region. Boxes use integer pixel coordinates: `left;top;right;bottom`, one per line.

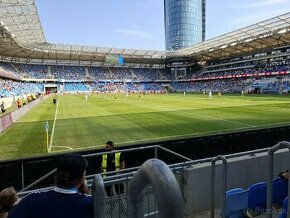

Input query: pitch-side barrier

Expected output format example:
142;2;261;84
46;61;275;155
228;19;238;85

0;95;50;133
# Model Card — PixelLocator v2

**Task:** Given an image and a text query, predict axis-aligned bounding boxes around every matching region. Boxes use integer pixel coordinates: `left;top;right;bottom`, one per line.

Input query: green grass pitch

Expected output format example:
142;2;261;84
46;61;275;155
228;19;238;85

1;93;290;161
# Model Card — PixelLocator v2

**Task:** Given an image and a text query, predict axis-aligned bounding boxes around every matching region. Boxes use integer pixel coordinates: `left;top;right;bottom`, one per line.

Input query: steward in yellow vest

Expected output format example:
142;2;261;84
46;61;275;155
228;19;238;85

102;152;121;173
101;141;125;196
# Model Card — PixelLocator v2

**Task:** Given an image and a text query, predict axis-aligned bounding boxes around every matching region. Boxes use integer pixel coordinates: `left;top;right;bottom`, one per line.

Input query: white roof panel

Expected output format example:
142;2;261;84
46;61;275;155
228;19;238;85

0;0;289;63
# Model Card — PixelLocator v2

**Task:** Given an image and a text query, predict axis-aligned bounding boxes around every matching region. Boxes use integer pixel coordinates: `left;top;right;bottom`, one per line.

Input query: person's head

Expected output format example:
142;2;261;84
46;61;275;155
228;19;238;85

55;154;88;189
0;187;17;213
105;141;114;151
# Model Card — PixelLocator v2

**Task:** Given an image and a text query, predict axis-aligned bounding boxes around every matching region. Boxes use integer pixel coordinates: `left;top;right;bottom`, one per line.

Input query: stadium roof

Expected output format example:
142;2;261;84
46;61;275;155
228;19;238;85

0;0;289;65
175;12;290;61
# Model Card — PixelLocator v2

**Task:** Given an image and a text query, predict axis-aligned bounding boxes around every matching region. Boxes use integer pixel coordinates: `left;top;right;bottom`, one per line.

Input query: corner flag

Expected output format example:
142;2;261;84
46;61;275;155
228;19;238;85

45;121;49;132
45;121;49;152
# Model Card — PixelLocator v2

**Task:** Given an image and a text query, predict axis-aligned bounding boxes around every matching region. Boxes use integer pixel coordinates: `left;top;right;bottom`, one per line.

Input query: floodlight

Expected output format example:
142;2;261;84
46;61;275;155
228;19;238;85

278;29;287;34
245;38;254;42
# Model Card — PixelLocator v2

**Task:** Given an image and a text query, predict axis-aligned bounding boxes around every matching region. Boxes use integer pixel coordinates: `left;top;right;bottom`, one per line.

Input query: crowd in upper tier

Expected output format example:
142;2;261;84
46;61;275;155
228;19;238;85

0;54;289;97
0;57;289;82
194;60;290;80
1;63;169;81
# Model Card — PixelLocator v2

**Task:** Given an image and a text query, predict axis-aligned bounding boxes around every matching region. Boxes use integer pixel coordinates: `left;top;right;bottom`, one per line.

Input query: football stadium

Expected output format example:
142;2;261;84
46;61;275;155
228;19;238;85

1;0;290;217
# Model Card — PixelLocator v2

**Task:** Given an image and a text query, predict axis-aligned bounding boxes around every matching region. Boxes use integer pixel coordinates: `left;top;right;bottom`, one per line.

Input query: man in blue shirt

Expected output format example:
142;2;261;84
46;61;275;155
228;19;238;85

9;154;93;218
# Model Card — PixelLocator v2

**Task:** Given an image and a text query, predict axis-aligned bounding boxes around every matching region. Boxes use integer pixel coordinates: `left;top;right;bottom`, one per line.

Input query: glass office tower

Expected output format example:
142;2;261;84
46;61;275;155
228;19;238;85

164;0;206;50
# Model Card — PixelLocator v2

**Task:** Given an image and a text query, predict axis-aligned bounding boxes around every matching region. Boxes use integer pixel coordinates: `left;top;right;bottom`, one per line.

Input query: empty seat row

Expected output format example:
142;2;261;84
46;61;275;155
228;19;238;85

226;177;288;218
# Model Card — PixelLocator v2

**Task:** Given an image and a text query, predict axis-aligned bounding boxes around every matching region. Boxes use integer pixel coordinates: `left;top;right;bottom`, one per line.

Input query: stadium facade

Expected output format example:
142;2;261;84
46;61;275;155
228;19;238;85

0;0;288;68
164;0;206;51
1;3;290;218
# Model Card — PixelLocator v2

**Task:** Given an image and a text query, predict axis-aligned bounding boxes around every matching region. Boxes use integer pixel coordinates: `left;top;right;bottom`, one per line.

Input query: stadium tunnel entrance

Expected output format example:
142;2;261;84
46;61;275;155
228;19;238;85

165;57;201;80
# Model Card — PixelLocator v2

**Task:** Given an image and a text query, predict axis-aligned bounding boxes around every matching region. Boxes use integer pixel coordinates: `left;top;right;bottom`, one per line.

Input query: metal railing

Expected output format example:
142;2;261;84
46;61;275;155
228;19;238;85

266;141;290;218
92;175;105;218
18;144;191;194
13;141;285;218
17;145;271;197
127;159;184;218
210;155;227;218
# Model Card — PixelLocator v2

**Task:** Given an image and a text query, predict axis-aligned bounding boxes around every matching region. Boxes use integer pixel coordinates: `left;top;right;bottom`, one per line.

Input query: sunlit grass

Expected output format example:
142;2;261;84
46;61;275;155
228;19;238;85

1;93;290;160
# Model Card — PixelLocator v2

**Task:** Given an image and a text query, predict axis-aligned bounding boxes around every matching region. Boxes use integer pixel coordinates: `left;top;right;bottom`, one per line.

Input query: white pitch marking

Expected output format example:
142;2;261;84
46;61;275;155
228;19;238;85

49;96;60;152
52;146;73;151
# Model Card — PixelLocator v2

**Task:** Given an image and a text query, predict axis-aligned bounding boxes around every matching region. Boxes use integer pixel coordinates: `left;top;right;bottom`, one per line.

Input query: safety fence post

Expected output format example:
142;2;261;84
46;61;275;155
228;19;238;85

92;174;105;218
267;141;290;218
210;155;227;218
127;158;184;218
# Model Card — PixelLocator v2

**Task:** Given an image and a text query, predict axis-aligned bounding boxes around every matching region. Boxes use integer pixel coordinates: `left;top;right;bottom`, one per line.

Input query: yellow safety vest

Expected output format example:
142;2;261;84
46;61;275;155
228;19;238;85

102;152;121;173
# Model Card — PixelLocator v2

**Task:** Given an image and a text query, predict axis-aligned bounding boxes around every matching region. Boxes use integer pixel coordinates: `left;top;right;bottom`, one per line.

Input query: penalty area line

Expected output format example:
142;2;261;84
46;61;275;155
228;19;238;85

49;145;103;153
184;110;256;128
50;146;73;153
48;96;60;153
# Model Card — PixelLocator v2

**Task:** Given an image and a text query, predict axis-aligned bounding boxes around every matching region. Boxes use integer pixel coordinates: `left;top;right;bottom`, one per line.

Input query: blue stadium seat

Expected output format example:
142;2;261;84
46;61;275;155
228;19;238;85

248;182;267;215
225;188;249;218
279;197;288;218
273;177;288;206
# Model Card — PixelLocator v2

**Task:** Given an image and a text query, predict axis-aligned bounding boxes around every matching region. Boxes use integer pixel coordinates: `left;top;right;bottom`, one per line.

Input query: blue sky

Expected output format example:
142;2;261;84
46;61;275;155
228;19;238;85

36;0;290;50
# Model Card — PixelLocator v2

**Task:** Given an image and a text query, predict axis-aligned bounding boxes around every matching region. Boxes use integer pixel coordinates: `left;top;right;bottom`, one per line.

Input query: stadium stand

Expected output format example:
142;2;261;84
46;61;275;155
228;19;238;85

1;1;290;217
13;64;48;79
52;66;86;80
0;46;289;96
1;141;288;217
89;67;109;80
0;58;289;96
64;82;89;92
0;78;43;98
0;63;22;80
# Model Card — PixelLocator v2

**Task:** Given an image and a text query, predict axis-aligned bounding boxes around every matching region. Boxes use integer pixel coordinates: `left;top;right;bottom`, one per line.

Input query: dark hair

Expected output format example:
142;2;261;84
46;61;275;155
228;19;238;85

55;154;88;188
0;187;17;212
106;141;114;147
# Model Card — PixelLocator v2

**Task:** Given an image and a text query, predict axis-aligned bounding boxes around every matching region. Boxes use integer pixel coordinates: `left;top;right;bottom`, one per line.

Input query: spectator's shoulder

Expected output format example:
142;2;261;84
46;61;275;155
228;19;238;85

22;190;53;203
75;193;93;211
79;193;93;202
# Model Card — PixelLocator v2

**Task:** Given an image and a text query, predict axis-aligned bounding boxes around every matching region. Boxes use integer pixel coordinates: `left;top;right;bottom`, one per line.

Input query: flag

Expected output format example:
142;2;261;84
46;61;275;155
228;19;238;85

45;121;49;132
